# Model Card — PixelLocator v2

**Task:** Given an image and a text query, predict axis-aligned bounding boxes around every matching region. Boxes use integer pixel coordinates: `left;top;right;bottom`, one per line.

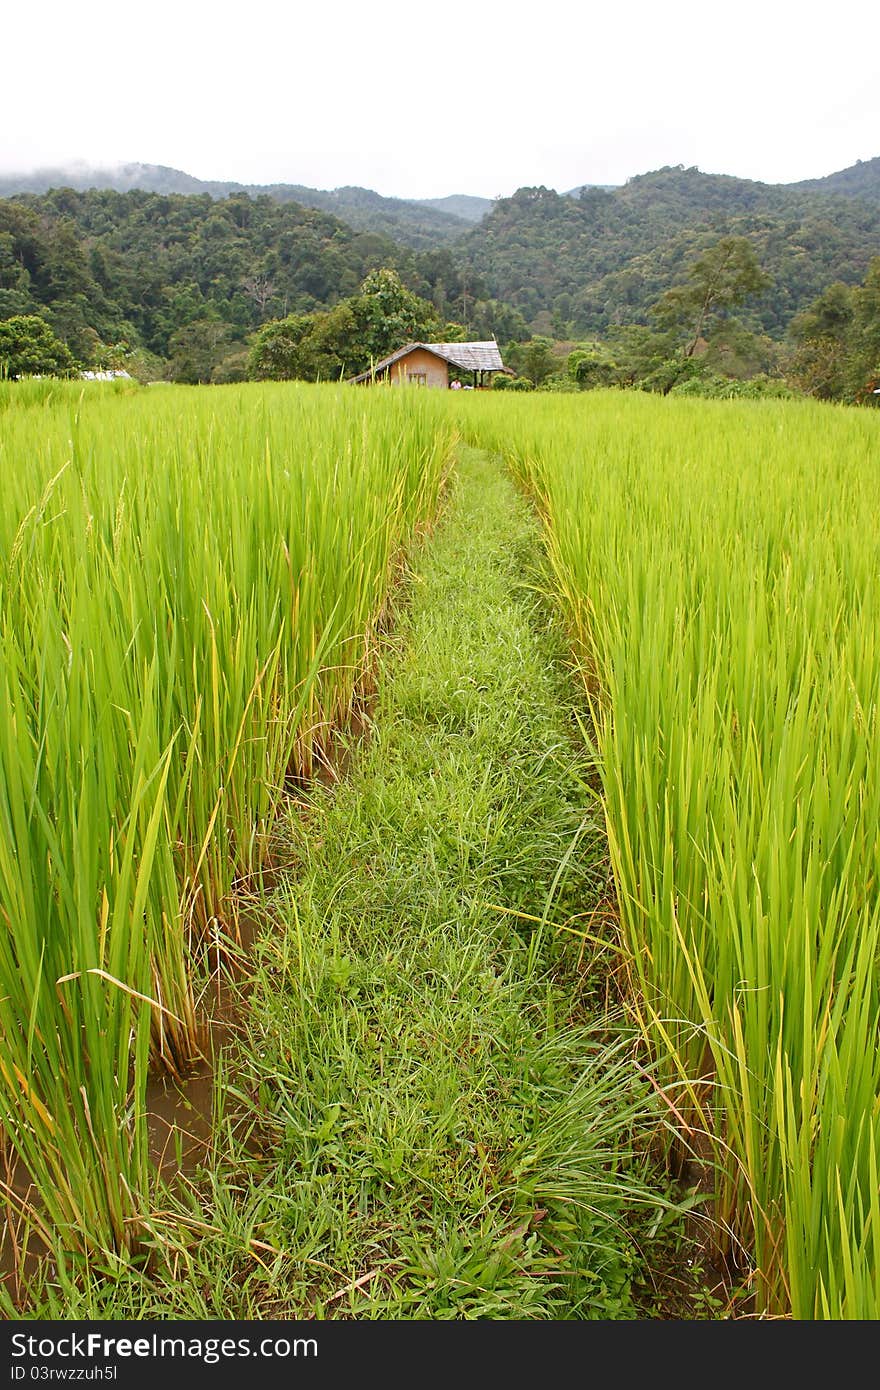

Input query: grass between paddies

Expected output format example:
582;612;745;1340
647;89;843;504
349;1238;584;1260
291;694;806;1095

18;446;686;1320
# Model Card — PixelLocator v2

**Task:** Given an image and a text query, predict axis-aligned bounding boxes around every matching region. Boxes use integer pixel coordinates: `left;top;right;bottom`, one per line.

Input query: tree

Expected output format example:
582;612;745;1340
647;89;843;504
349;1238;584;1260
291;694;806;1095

248;314;313;380
247;269;451;382
568;342;620;389
296;301;360;380
854;258;880;377
506;336;557;387
469;299;528;344
604;324;675;384
167;318;233;383
248;303;361;382
651;236;771;357
790;281;855;343
787;257;880;402
241;273;276;320
702;319;780;380
354;268;442;364
0;315;77;377
786;334;850;400
210;349;250;384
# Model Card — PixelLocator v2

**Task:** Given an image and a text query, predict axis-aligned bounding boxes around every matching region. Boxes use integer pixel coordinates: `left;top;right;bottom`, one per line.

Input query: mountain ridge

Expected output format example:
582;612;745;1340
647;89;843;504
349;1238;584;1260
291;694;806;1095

5;153;880;205
460;161;880;337
0;163;480;251
4;152;880;246
2;154;879;362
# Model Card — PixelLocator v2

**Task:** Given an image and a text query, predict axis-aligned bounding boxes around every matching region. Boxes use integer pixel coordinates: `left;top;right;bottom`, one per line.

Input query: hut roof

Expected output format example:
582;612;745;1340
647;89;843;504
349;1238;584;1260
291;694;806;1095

427;341;507;371
349;340;507;383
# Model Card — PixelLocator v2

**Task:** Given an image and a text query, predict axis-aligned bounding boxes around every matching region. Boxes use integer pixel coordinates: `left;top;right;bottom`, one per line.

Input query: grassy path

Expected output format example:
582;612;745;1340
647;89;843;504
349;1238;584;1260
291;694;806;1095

41;448;661;1319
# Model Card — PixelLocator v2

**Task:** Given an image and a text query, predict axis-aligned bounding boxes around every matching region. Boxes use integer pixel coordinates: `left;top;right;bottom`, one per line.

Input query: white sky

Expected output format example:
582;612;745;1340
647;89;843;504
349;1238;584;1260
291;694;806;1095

2;1;878;198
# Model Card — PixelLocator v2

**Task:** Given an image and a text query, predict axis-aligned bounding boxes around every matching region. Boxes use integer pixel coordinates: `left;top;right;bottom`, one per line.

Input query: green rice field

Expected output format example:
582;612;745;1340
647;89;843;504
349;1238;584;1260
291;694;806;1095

0;379;450;1267
2;378;879;1319
462;390;880;1318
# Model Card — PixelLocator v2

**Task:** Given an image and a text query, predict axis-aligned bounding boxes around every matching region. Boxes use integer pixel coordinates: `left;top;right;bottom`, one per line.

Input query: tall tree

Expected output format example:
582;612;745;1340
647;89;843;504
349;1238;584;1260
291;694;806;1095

355;268;442;362
241;273;276;319
651;236;771;357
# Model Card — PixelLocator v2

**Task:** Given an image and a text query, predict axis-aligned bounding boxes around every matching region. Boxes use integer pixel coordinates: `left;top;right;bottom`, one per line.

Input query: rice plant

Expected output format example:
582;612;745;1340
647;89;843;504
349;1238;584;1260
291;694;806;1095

459;389;880;1318
0;379;451;1265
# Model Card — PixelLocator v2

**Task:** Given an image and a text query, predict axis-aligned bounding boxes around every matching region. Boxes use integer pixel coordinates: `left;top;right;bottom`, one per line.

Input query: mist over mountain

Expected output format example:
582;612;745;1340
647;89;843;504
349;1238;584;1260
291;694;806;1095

5;153;879;220
0;162;214;197
0;163;480;251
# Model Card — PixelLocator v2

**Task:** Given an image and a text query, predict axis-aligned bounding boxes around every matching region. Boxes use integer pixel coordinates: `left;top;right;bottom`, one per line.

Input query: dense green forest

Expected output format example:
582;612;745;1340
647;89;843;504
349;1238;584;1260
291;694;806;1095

0;161;495;234
0;189;407;363
1;155;878;396
789;154;880;199
246;267;455;382
462;165;880;336
0;188;518;379
0;164;475;251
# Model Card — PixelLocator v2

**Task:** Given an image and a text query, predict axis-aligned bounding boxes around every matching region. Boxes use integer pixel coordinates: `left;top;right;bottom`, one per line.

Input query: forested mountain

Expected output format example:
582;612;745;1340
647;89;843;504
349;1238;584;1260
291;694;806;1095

2;155;879;381
275;186;468;249
0;187;418;362
462;166;880;335
789;155;880;201
0;186;520;377
0;164;478;250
